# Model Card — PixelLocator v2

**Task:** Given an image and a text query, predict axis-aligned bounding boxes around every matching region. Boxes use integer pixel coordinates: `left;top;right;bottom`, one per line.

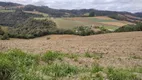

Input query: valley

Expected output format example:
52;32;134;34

0;1;142;80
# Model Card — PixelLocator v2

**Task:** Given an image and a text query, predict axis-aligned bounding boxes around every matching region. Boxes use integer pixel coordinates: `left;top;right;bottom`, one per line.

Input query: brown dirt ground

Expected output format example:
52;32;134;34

0;32;142;68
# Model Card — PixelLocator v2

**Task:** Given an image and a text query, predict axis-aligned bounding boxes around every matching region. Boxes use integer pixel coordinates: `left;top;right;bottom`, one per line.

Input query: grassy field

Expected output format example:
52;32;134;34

24;11;48;17
34;16;132;30
0;9;15;13
52;16;132;30
0;49;142;80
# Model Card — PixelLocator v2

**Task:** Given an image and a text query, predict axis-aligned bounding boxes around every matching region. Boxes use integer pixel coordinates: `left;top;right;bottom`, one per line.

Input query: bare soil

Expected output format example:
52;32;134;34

0;32;142;68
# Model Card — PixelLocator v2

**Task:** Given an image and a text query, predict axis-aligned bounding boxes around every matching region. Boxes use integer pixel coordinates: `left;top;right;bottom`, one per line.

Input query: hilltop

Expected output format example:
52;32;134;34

0;1;21;7
0;1;142;23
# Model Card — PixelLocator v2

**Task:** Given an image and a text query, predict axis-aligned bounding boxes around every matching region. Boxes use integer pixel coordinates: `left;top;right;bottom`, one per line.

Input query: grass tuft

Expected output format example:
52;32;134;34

107;67;139;80
41;51;63;63
42;63;79;77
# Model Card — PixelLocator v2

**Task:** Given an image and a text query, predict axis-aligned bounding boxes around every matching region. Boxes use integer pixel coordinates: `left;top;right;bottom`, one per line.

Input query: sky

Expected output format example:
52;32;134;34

1;0;142;12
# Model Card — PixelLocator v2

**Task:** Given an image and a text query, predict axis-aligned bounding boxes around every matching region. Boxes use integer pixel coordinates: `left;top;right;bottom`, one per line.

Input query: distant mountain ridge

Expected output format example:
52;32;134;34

0;1;22;7
0;1;142;23
135;12;142;18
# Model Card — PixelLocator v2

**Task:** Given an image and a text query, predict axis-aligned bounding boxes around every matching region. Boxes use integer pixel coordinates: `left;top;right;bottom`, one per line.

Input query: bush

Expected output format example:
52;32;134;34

0;27;4;35
74;26;95;36
0;27;9;40
1;33;9;40
115;23;142;32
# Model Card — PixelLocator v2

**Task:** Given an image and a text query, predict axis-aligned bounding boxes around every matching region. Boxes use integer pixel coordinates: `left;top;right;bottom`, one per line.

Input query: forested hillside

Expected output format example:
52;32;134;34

0;9;43;27
9;18;57;38
0;1;21;7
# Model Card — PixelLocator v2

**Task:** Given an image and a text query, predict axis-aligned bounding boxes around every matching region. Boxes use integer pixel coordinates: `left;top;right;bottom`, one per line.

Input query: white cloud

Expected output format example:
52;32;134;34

1;0;142;12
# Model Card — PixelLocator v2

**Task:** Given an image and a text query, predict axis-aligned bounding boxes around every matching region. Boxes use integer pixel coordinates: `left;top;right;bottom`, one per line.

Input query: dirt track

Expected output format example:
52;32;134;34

0;32;142;68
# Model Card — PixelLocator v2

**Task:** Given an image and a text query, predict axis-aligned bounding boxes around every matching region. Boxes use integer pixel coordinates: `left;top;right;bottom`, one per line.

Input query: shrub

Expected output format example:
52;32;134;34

1;33;9;40
0;27;4;35
0;27;10;40
115;23;142;32
74;26;95;36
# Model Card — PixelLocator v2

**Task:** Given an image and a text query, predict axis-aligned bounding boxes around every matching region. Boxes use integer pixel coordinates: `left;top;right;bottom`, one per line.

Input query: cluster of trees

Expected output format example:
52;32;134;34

115;23;142;32
9;18;57;39
0;27;9;40
0;9;43;27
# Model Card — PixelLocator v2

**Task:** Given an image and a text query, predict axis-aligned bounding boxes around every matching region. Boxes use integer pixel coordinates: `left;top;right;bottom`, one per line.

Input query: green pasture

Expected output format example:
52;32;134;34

0;9;15;13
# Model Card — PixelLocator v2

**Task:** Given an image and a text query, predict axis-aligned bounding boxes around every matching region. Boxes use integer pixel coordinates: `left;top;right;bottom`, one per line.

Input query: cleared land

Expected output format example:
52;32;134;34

24;11;48;17
0;9;15;12
34;16;132;30
52;16;132;30
0;32;142;68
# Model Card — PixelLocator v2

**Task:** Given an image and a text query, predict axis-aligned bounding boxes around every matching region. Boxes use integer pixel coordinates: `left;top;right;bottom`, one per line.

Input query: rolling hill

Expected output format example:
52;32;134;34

0;1;21;7
0;1;142;23
52;16;132;30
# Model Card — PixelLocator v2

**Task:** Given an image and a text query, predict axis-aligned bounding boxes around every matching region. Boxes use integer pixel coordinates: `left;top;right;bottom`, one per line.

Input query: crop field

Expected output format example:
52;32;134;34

34;16;132;30
0;9;15;12
52;16;132;30
24;11;49;17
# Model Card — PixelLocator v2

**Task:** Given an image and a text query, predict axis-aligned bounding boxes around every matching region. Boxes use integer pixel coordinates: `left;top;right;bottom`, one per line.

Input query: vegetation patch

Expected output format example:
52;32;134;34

0;26;9;40
0;49;142;80
73;26;95;36
9;18;57;39
107;67;139;80
0;9;43;27
42;63;79;77
115;22;142;32
84;52;104;59
41;51;63;63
